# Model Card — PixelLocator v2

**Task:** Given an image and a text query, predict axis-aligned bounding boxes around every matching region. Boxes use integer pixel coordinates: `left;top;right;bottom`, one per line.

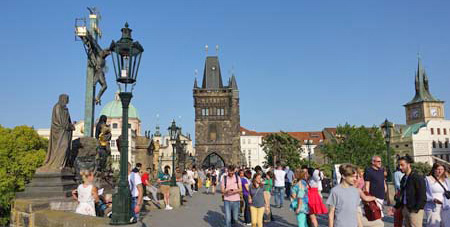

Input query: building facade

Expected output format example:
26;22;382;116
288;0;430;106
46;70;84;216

239;127;329;167
99;92;142;171
390;58;450;164
193;55;241;168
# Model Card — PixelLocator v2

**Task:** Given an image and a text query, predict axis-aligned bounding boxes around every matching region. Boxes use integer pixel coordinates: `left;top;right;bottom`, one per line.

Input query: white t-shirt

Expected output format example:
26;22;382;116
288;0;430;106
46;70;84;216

128;172;142;198
274;169;286;187
309;169;322;189
187;170;195;184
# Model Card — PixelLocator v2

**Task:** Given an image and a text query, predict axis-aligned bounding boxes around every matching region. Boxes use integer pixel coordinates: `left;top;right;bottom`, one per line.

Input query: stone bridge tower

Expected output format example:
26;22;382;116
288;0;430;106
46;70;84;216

193;55;241;168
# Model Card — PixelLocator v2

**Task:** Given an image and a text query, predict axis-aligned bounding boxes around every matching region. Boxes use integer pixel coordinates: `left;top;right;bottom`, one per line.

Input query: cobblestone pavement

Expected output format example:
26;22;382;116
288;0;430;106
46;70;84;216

141;188;395;227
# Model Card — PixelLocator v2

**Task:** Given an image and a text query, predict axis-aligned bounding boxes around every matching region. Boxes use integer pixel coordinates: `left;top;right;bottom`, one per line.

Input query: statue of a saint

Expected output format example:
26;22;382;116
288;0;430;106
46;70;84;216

38;94;75;172
95;115;111;172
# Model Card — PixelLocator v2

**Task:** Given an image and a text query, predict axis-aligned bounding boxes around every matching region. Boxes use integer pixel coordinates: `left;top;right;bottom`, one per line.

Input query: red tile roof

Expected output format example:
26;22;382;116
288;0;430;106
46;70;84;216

240;127;332;145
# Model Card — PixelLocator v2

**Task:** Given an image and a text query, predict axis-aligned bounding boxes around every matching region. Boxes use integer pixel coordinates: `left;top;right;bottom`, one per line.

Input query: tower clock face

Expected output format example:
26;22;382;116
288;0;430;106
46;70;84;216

411;108;420;119
430;107;438;117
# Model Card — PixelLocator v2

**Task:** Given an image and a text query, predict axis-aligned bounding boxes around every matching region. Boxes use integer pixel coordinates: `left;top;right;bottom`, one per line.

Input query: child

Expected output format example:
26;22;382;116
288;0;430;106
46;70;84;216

72;170;99;216
326;164;362;227
205;173;212;194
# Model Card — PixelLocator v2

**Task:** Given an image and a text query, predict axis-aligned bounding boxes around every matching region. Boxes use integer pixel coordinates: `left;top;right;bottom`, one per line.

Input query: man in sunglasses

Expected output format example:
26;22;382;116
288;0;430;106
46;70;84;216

364;156;387;218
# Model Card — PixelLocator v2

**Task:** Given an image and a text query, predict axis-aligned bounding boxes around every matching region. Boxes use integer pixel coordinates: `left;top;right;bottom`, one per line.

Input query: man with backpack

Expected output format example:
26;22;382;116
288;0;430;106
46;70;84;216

221;165;242;227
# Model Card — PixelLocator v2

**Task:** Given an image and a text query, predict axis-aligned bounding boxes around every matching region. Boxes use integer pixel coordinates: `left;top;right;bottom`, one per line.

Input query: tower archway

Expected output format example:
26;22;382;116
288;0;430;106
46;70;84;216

202;152;225;169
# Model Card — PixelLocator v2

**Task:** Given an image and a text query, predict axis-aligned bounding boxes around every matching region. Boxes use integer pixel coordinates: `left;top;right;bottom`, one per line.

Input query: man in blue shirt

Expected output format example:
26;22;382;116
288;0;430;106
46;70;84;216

284;166;294;199
393;165;404;193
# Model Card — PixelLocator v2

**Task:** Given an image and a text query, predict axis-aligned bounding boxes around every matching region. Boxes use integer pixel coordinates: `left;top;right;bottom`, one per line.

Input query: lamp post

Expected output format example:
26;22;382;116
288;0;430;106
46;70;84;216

382;119;393;182
305;140;312;167
110;23;144;225
168;120;181;186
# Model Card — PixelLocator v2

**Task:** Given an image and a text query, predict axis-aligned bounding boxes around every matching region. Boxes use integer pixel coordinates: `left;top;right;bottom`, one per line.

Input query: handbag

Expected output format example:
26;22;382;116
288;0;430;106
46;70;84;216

363;191;382;221
433;175;450;200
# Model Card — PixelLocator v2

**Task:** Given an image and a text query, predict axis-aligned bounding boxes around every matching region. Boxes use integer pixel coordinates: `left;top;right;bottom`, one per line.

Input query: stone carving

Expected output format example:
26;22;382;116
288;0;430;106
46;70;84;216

38;94;75;172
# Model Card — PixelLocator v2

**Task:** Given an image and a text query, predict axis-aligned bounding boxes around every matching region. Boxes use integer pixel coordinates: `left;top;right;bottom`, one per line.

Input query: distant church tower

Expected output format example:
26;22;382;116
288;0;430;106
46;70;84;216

193;55;241;168
404;58;445;125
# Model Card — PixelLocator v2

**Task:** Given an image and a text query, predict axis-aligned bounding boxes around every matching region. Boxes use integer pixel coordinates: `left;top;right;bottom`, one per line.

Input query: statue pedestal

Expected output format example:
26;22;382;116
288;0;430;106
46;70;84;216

16;171;77;199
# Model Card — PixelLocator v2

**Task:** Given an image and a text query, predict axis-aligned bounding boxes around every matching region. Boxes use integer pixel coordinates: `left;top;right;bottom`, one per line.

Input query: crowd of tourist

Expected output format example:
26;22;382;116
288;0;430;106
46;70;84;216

69;155;449;227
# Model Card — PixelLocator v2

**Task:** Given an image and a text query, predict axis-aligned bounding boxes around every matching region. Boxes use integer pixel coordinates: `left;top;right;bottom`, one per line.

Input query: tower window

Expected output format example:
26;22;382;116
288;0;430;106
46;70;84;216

432;141;436;148
113;123;118;129
445;141;448;148
431;128;434;135
439;141;443;149
437;128;441;135
444;128;447;135
201;108;209;116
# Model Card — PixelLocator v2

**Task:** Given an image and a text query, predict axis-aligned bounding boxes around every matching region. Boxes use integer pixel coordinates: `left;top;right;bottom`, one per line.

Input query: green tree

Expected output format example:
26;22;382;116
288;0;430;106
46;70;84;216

320;123;396;169
0;125;47;225
262;132;303;169
411;162;432;176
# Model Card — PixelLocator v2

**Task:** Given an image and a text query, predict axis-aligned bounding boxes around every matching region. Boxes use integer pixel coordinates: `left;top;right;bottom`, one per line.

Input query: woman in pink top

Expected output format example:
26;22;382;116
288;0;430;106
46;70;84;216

356;167;365;190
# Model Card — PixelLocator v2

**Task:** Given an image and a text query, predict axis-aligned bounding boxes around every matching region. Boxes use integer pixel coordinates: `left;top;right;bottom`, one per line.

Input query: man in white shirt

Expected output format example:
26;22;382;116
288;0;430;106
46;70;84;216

128;163;143;220
273;161;286;208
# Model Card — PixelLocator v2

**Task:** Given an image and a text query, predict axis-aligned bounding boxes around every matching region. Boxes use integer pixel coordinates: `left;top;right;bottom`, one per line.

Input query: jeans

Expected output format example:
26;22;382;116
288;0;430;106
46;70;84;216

131;197;139;219
184;183;193;196
146;185;158;201
176;182;186;196
285;182;292;198
224;200;240;227
274;186;284;207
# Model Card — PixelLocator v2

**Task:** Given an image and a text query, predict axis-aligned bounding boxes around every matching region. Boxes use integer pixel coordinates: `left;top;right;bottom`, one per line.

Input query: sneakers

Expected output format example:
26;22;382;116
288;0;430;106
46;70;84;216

165;205;173;210
143;196;151;201
245;223;251;226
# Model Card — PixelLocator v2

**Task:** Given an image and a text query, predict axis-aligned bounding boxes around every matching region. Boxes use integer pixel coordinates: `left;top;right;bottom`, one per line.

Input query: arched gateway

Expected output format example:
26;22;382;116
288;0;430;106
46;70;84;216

202;152;225;169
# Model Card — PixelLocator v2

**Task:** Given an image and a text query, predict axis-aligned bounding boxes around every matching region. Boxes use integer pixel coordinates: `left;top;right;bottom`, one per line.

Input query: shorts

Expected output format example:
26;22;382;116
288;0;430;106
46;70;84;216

160;185;170;194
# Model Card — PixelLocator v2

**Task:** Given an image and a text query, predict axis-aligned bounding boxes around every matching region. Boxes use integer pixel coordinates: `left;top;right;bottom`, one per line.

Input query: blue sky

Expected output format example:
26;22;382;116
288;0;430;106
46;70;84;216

2;0;450;136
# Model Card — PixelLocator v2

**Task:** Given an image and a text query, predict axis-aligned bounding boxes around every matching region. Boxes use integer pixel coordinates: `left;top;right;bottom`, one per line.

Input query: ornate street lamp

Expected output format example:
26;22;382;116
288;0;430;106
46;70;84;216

168;120;181;186
304;140;313;167
382;119;393;182
110;23;144;225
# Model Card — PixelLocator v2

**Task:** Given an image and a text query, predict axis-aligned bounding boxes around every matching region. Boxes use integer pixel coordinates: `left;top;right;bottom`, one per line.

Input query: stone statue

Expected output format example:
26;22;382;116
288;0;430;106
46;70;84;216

38;94;75;172
95;115;111;172
82;35;111;105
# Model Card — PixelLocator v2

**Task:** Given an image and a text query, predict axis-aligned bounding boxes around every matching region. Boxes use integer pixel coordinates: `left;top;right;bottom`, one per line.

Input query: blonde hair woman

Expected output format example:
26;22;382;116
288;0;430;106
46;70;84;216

72;170;99;216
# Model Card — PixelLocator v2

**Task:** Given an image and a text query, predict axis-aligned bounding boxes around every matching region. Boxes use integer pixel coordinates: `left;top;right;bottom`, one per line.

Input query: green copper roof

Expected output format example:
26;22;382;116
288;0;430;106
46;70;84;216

99;94;140;119
402;122;426;138
405;58;441;105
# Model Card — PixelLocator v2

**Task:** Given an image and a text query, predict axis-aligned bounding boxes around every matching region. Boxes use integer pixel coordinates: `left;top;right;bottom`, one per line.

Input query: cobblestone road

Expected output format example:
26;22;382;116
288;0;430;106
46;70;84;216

142;188;395;227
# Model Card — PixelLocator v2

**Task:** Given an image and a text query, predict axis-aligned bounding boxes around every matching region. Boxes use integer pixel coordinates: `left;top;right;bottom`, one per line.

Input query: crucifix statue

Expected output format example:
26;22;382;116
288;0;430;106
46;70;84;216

76;7;111;137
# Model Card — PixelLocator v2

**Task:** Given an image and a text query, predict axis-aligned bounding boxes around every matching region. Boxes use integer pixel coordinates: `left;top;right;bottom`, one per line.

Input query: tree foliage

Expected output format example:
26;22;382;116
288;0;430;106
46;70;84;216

0;125;47;225
262;132;303;169
411;162;432;176
320;123;396;169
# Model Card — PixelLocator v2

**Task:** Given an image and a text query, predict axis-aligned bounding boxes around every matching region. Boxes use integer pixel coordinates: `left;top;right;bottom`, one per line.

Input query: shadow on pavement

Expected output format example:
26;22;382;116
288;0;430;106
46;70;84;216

203;210;225;227
267;214;297;227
